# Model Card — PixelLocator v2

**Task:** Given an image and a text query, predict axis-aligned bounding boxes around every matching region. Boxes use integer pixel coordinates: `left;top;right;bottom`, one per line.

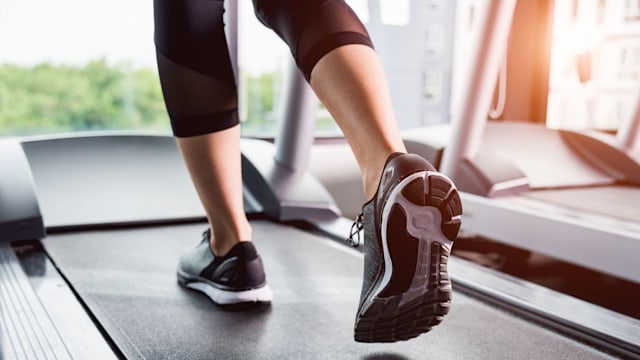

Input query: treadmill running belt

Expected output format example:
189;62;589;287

43;221;613;359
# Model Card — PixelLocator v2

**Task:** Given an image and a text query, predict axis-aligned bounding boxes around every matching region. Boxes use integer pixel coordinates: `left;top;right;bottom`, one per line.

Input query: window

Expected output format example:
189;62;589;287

625;0;640;21
0;1;167;136
547;0;640;130
597;0;606;24
379;0;411;26
423;70;443;103
0;0;340;138
425;25;445;58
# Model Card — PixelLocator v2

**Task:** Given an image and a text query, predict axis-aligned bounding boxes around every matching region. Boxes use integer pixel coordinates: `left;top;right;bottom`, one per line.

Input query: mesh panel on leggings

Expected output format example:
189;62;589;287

253;0;374;81
154;0;239;137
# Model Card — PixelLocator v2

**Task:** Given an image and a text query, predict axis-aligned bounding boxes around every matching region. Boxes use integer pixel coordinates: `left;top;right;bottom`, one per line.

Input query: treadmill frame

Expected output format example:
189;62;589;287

434;0;640;284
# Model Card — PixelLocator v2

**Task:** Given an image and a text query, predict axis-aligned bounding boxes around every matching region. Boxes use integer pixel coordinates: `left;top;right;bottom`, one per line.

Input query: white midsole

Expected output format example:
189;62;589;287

187;282;273;305
371;171;454;303
179;270;274;305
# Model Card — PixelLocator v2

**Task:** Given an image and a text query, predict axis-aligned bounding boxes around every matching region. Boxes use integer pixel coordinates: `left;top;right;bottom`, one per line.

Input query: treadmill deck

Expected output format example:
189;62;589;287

43;220;613;359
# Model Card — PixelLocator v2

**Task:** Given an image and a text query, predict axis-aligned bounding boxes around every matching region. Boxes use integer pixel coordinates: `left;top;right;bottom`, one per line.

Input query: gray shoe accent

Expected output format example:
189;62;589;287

178;236;214;278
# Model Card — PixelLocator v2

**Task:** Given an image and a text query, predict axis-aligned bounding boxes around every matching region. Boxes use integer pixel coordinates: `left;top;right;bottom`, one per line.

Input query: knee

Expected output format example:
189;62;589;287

252;0;374;81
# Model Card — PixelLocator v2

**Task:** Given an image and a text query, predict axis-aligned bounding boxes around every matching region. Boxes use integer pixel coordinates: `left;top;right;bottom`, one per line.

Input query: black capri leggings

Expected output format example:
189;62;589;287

154;0;374;137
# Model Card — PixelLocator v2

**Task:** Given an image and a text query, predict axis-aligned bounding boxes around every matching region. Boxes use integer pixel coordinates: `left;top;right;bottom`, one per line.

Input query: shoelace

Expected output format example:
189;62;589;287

346;213;363;247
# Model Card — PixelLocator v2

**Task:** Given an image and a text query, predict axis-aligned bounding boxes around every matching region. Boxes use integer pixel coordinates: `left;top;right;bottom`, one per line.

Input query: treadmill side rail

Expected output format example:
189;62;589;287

560;129;640;186
0;140;44;243
0;244;70;359
461;192;640;284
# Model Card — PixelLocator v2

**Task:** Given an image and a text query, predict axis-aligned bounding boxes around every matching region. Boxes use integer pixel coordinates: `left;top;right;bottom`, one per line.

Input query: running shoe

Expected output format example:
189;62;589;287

349;153;462;342
177;229;273;305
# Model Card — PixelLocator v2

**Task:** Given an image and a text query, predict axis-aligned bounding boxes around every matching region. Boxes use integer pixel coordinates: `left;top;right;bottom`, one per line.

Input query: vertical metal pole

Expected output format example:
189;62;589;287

618;90;640;154
273;62;319;172
225;0;238;81
439;0;517;180
226;0;317;173
225;0;239;81
368;0;381;26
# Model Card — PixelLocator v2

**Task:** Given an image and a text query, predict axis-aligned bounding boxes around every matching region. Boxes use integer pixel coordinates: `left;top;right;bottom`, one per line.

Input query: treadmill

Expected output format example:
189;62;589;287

3;110;640;360
403;0;640;286
1;1;640;358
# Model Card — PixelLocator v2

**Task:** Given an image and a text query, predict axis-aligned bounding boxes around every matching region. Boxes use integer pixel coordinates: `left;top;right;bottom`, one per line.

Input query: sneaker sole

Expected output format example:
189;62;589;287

355;170;462;342
177;270;273;305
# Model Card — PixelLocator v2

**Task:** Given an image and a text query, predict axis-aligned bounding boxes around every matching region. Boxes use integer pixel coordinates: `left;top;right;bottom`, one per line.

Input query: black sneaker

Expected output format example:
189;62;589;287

177;229;273;305
349;153;462;342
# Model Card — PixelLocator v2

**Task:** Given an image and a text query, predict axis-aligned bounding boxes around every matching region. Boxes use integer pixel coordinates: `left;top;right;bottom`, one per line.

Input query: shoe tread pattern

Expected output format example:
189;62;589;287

355;171;462;343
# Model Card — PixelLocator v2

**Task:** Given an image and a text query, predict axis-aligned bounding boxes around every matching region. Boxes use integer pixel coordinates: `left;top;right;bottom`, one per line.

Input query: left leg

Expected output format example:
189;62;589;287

154;0;272;305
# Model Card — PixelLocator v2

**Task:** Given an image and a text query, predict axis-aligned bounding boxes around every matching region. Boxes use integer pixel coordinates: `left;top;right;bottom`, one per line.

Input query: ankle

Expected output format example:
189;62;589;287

363;171;379;201
362;151;406;200
208;220;252;256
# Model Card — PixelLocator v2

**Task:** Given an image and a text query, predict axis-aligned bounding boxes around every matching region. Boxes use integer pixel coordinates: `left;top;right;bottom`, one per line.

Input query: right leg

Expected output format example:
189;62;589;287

252;0;461;341
251;0;406;199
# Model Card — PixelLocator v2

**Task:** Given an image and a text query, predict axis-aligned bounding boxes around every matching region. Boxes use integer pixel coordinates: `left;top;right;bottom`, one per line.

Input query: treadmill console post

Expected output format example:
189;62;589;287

0;140;45;243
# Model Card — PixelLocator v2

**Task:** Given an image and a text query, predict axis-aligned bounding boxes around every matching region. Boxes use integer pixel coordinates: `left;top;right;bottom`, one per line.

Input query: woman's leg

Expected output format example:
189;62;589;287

252;0;406;199
309;45;406;199
154;0;250;256
175;126;251;256
155;0;272;305
254;0;462;342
